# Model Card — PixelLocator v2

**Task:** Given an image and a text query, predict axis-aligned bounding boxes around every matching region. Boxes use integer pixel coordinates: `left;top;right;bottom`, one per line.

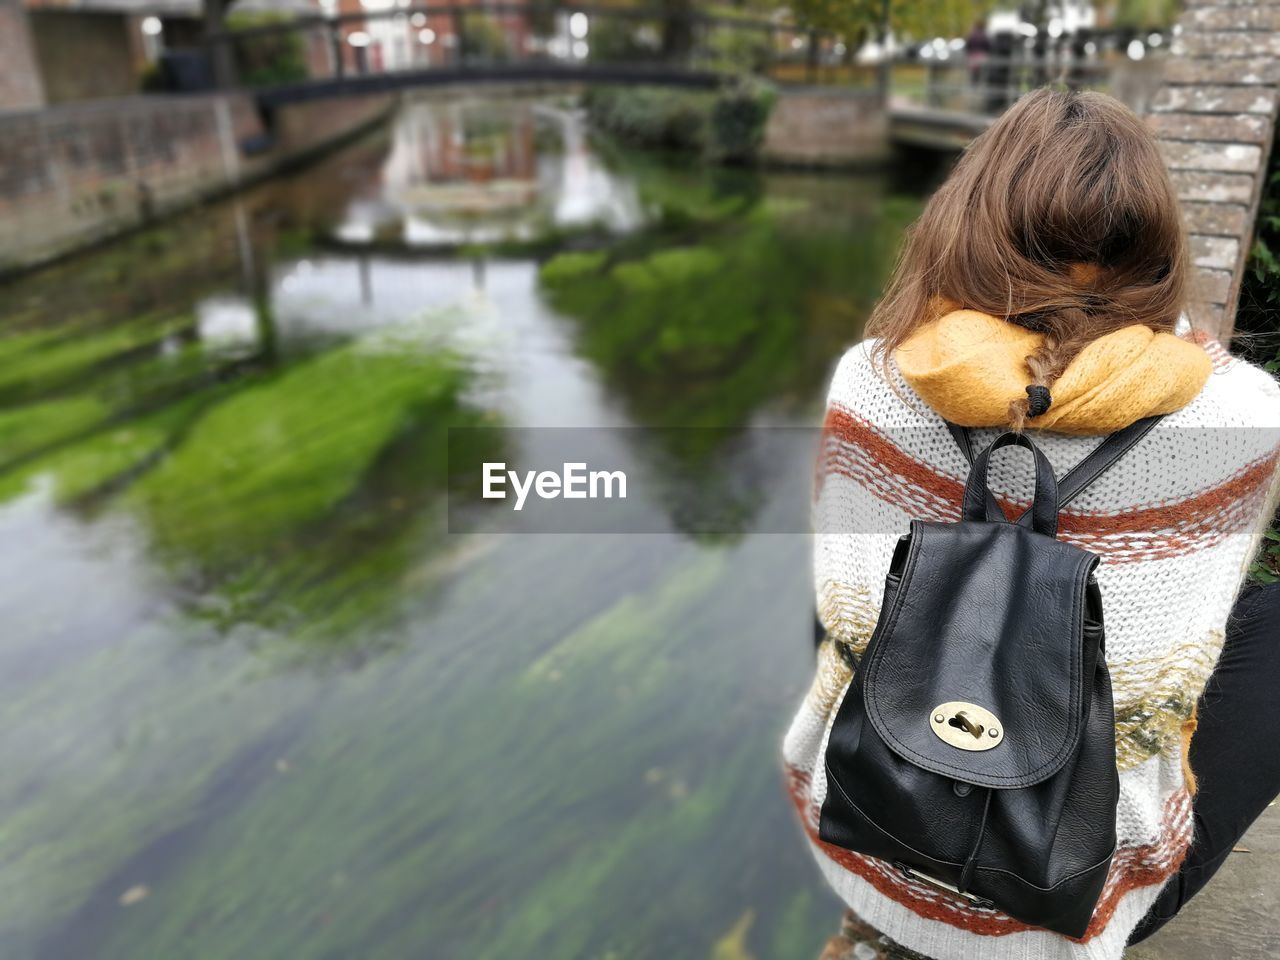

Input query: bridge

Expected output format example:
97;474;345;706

1;2;1274;340
198;1;1279;339
198;4;1132;148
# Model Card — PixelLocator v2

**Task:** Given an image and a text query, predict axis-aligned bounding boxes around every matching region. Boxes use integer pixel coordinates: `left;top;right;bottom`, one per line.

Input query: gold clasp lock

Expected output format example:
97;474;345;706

930;701;1003;751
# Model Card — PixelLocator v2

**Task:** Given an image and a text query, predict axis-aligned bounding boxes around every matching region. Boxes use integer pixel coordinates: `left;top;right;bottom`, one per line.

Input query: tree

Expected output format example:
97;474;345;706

1111;0;1181;30
792;0;997;42
790;0;882;40
660;0;694;61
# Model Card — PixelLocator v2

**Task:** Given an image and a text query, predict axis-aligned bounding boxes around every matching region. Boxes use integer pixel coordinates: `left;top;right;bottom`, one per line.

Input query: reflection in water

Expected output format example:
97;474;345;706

552;103;645;229
0;94;935;959
337;97;644;247
195;298;259;356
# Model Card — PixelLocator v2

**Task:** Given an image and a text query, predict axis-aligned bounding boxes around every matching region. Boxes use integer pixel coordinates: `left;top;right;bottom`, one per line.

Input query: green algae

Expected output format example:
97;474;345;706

540;175;920;432
129;335;468;562
0;395;204;505
712;911;757;960
0;394;112;467
0;313;193;404
119;327;503;650
538;170;920;538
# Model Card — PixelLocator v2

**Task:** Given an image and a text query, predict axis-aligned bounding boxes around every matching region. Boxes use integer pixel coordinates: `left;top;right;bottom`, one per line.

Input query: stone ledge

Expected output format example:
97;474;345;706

1190;234;1240;270
1177;33;1280;58
1182;201;1252;237
1187;6;1280;30
1148;112;1271;143
1184;0;1280;7
1157;0;1280;339
1191;266;1234;303
1158;139;1264;172
1125;808;1280;960
1187;302;1226;332
1152;85;1279;115
1163;58;1280;85
1170;170;1257;203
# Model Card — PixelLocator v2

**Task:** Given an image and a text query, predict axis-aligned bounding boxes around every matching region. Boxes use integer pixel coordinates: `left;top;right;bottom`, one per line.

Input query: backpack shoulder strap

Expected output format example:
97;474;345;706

1051;415;1164;510
945;415;1164;524
945;420;979;465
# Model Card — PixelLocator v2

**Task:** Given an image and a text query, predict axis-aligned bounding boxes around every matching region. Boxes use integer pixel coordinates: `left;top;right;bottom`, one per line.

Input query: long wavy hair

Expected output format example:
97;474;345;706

868;88;1189;430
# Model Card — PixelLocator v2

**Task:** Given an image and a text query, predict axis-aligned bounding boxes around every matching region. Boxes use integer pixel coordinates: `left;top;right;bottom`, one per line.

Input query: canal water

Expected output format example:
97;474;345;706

0;95;933;959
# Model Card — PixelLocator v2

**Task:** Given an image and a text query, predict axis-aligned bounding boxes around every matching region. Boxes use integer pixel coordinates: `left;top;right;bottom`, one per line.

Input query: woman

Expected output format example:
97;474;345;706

784;88;1280;959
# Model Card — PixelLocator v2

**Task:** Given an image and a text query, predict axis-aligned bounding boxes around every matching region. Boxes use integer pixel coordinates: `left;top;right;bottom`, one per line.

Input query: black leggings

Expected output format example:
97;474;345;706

1128;580;1280;943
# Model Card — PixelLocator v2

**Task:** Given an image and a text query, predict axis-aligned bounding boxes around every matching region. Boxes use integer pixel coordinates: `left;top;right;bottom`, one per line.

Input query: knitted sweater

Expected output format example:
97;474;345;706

783;333;1280;960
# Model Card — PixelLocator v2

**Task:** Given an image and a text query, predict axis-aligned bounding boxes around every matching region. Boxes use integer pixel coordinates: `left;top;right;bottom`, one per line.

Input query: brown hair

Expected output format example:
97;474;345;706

868;88;1189;430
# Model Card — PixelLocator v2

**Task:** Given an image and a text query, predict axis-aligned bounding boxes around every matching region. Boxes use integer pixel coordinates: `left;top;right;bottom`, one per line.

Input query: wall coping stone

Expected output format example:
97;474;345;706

1150;3;1280;339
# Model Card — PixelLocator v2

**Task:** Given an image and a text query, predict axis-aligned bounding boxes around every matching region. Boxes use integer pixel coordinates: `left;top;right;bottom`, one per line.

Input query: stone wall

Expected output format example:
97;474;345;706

0;92;393;274
267;95;395;161
761;88;890;167
1150;1;1280;339
0;0;46;111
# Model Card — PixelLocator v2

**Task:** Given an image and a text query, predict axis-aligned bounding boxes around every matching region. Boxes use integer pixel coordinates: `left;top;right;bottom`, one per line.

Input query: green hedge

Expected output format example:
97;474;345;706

226;12;309;88
583;79;776;164
1239;130;1280;580
1238;137;1280;359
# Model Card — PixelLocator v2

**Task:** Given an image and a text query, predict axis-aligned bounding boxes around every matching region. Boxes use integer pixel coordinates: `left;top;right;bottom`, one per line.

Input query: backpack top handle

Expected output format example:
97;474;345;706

962;432;1060;537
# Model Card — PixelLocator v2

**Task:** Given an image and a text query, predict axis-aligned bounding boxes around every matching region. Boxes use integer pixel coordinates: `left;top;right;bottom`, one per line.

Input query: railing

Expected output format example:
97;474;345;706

893;54;1113;116
197;4;848;90
179;3;1155;117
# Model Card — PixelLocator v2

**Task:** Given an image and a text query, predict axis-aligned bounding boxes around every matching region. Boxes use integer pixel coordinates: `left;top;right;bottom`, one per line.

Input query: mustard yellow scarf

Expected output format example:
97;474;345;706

894;310;1212;435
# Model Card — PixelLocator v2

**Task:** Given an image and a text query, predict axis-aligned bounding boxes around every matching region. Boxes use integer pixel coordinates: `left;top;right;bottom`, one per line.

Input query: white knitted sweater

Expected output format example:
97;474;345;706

783;334;1280;960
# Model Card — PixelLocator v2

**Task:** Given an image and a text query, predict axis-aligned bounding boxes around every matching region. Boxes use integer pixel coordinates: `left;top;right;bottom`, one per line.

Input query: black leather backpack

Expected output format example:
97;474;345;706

819;419;1160;938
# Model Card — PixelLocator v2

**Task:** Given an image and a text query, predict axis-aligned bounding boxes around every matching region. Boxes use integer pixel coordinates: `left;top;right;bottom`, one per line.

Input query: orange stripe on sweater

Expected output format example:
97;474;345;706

786;766;1191;942
818;406;1278;563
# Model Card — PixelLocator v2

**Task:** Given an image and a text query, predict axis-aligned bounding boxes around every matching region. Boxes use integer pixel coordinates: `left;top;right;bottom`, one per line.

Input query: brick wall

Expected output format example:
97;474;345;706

29;11;144;104
0;0;46;112
269;95;395;158
0;92;392;273
1149;1;1280;339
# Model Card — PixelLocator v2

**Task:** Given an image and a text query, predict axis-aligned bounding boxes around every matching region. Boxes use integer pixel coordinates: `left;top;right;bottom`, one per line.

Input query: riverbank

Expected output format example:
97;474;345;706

583;82;892;169
0;91;394;278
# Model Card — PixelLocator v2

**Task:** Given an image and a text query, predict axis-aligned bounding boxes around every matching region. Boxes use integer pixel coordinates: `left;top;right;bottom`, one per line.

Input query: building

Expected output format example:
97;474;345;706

0;0;537;113
0;0;331;111
1;0;203;109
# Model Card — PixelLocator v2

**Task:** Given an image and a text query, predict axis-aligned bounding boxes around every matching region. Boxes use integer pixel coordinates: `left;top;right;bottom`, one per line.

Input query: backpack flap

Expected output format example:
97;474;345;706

860;518;1099;789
